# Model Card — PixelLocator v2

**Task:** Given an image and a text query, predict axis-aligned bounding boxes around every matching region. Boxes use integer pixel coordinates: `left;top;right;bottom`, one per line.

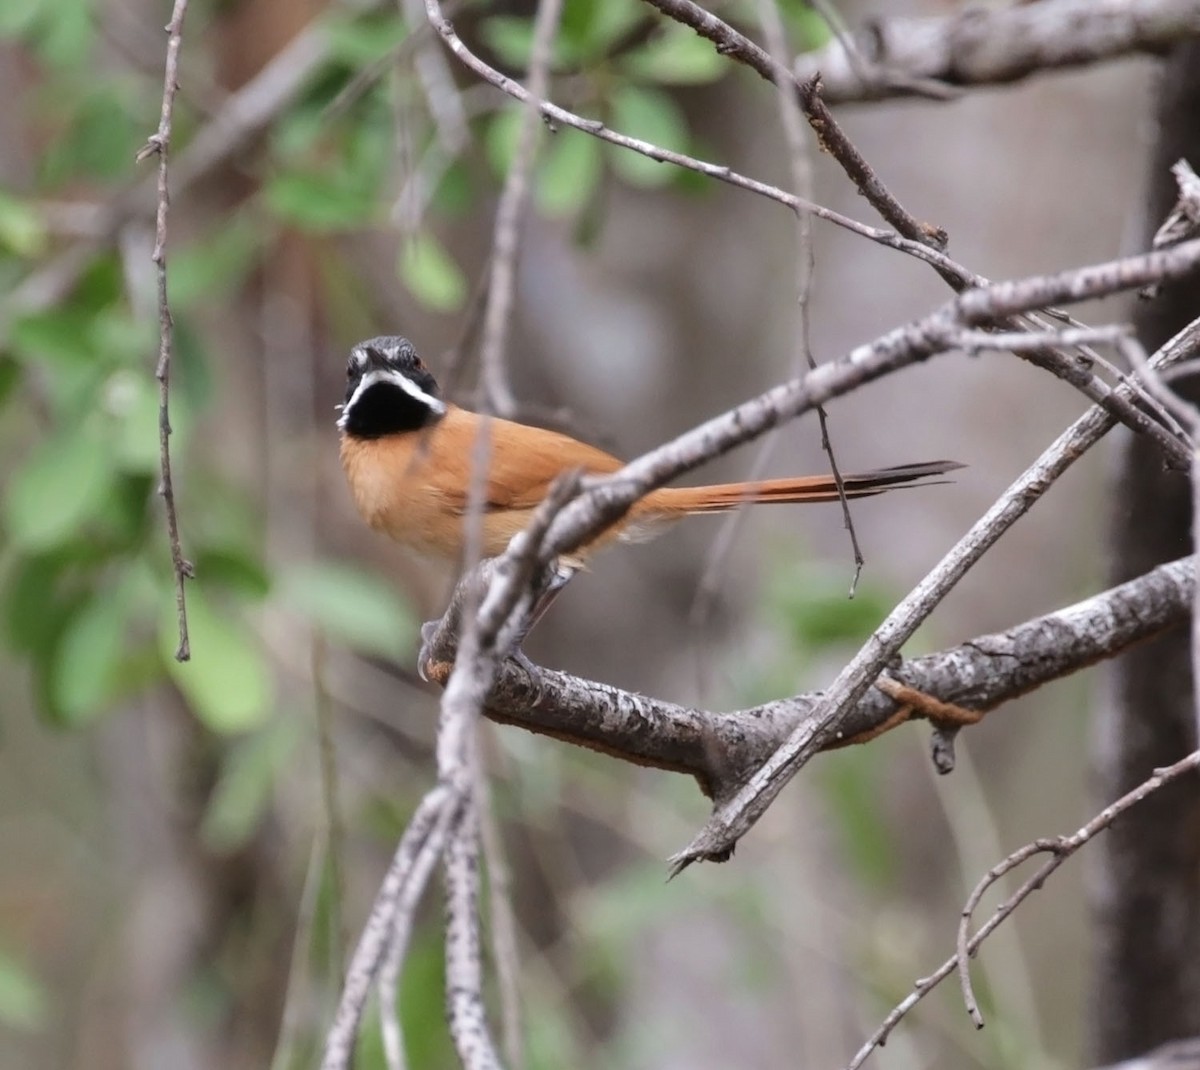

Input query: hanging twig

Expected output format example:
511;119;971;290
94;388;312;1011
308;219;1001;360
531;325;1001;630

849;748;1200;1069
137;0;193;660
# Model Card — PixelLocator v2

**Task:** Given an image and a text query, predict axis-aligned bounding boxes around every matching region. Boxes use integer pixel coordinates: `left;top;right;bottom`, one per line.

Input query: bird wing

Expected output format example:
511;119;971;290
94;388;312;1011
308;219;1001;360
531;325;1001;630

431;407;624;514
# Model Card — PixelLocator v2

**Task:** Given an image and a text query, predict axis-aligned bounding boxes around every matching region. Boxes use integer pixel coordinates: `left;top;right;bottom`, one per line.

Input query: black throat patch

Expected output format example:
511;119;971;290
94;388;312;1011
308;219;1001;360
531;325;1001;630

343;379;441;439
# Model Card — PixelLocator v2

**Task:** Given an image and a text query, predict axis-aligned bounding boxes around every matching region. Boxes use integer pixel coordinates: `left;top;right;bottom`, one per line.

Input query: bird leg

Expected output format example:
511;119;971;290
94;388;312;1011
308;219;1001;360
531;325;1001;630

417;559;578;691
500;562;578;700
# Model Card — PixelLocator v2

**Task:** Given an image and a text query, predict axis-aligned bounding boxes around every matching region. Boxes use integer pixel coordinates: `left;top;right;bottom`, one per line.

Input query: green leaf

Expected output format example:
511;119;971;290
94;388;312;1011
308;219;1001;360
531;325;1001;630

559;0;642;62
192;546;270;600
41;86;142;186
264;171;376;231
621;25;728;85
163;586;272;733
0;3;41;37
479;16;539;69
397;232;467;313
432;159;476;218
783;3;834;53
1;551;73;657
201;723;298;852
9;308;102;367
773;567;891;650
4;426;116;550
0;949;47;1031
325;11;411;65
0;192;47;257
485;106;523;179
537;132;602;217
0;356;22;410
169;221;259;307
606;86;690;187
88;473;153;548
280;561;415;658
481;5;638;70
105;370;162;474
34;0;92;68
818;747;897;889
50;587;130;725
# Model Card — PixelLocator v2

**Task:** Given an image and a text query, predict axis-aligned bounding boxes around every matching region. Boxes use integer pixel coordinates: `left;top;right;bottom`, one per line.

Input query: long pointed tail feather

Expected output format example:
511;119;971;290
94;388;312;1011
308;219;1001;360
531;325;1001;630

645;459;964;515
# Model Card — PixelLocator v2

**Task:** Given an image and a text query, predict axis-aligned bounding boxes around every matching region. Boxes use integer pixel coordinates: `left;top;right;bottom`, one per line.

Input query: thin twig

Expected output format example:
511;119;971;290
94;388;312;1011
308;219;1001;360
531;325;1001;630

378;797;458;1070
138;0;193;661
462;0;565;416
402;0;468;153
269;830;331;1070
1119;333;1200;748
848;748;1200;1070
443;790;502;1070
422;0;972;279
313;633;347;977
796;73;944;248
477;763;524;1069
688;0;855;664
322;786;458;1070
635;5;1190;467
418;477;581;1066
791;76;1190;463
9;15;332;334
760;0;865;594
953;324;1134;353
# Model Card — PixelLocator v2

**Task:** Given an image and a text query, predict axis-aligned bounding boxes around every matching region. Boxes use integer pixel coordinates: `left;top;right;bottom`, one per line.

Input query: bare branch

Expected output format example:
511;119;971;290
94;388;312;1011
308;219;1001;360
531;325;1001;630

1121;334;1200;748
1151;158;1200;250
457;0;565;416
138;0;194;661
378;798;458;1070
793;0;1200;106
756;0;865;592
477;768;523;1070
421;556;1194;804
422;0;974;278
666;310;1200;873
322;786;459;1070
640;8;1192;465
953;325;1135;353
444;799;501;1070
540;247;1200;576
849;748;1200;1070
793;73;1188;466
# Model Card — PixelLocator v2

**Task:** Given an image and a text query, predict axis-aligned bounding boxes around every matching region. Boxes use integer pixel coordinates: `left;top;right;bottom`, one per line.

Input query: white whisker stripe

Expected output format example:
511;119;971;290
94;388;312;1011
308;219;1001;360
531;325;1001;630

336;368;446;429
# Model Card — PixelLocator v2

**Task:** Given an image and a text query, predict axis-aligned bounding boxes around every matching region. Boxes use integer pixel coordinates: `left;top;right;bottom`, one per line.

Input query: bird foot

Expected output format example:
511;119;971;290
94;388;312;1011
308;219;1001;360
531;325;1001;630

418;619;454;684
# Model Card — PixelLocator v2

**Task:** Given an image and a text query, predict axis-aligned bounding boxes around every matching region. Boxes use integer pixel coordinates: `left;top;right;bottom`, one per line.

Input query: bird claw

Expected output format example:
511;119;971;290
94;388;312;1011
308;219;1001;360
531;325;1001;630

418;619;451;683
505;648;544;706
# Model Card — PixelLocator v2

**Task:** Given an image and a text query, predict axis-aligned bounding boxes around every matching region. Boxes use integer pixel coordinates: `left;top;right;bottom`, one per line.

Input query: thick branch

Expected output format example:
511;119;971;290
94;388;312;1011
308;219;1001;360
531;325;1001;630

792;0;1200;106
422;558;1193;803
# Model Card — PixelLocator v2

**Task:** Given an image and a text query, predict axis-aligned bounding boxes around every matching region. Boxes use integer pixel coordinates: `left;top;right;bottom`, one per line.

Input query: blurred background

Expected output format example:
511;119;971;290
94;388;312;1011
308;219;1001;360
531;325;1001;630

0;0;1171;1067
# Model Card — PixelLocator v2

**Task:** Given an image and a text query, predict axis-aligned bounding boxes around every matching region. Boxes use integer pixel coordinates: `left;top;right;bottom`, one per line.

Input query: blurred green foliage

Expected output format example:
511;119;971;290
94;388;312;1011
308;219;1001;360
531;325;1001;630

0;948;48;1032
0;0;834;1063
0;0;830;741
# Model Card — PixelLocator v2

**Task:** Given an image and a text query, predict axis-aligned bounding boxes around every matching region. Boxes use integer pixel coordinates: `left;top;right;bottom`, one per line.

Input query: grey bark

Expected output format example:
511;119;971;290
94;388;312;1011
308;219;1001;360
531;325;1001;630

1091;40;1200;1064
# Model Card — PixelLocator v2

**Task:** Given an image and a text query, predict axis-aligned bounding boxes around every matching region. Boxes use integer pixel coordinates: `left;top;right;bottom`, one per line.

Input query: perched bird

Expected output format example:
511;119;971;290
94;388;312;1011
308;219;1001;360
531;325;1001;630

337;336;960;571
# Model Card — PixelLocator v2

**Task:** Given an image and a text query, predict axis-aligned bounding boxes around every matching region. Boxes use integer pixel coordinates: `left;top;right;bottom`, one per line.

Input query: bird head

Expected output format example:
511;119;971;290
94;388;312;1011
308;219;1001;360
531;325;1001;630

337;336;446;439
